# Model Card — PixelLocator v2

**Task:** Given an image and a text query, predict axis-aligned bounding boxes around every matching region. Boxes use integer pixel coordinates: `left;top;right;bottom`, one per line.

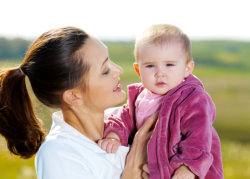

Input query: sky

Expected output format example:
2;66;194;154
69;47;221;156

1;0;250;41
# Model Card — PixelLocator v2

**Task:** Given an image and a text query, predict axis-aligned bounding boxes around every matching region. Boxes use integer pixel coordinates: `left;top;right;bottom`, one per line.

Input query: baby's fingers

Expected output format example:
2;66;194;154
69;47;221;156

98;138;121;153
111;144;119;153
106;142;114;153
97;139;104;148
98;139;109;150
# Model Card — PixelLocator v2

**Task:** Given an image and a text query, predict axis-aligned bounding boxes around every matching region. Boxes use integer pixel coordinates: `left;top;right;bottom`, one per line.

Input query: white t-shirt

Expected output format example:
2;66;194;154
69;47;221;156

35;110;129;179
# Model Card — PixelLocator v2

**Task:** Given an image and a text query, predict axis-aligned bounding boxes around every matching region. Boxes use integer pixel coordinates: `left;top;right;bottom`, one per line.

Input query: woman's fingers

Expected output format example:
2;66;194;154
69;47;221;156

122;112;159;179
142;171;150;179
142;111;158;131
137;112;158;136
142;164;149;173
134;111;158;143
148;111;159;121
142;163;150;179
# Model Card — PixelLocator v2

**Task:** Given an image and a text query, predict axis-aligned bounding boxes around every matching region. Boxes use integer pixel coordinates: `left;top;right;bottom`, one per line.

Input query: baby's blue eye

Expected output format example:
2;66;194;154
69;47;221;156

146;64;154;68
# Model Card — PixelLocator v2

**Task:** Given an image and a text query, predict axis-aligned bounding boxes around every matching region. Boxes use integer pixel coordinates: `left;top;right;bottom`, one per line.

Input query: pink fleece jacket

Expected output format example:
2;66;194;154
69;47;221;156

104;75;223;179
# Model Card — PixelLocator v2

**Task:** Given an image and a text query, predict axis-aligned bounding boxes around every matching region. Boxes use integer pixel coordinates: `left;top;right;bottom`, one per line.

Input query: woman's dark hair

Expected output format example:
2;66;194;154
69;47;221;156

0;27;89;158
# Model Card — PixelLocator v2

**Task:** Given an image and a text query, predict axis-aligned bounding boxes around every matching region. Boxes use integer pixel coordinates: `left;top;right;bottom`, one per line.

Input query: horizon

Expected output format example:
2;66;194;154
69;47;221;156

1;35;250;43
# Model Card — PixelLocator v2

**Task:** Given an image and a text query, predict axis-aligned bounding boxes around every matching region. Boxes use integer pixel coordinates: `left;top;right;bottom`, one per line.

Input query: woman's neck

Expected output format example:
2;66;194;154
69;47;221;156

61;106;104;143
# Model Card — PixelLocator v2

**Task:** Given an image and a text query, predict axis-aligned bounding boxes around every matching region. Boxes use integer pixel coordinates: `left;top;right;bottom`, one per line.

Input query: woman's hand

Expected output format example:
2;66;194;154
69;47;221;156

122;112;158;179
142;164;150;179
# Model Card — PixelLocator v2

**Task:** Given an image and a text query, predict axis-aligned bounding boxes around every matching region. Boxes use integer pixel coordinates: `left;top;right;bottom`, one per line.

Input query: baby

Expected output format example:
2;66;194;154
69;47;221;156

98;24;223;179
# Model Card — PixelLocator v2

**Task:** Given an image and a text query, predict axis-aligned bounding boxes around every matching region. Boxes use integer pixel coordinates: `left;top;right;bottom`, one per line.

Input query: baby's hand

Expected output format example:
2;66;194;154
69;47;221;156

172;165;195;179
98;138;121;153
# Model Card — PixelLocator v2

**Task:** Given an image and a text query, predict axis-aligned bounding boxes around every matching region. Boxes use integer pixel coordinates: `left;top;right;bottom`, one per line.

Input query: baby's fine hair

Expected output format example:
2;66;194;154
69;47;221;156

134;24;192;63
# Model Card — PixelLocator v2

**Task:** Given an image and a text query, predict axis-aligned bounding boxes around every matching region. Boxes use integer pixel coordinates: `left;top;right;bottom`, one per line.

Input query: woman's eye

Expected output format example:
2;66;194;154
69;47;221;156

103;68;110;75
146;64;154;68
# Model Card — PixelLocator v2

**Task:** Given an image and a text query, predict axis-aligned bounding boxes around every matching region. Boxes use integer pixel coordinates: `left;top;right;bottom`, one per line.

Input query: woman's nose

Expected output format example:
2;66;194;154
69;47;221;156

112;62;123;78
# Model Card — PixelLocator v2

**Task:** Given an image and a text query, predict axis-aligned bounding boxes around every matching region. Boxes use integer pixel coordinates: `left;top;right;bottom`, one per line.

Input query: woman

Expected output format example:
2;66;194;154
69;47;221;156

0;27;154;178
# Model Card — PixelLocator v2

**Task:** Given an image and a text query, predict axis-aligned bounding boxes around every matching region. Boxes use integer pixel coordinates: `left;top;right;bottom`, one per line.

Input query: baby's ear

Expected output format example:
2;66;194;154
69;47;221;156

133;63;140;77
185;60;195;77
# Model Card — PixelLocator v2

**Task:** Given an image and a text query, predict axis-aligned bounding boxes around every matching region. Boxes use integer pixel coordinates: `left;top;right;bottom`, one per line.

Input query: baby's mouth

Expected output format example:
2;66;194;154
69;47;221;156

156;82;166;87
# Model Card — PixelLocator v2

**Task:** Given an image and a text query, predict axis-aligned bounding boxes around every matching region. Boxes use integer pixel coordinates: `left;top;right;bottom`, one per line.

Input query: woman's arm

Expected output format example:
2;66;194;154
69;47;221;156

122;112;158;179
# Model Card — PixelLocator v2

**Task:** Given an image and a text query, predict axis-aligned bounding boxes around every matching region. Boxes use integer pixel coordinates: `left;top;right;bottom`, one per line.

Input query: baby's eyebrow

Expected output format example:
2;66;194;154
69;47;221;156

165;60;177;63
142;60;178;64
143;62;154;65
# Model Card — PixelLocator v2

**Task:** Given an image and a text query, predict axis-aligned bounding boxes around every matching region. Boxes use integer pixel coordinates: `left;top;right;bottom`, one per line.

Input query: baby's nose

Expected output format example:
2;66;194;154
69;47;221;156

155;67;166;77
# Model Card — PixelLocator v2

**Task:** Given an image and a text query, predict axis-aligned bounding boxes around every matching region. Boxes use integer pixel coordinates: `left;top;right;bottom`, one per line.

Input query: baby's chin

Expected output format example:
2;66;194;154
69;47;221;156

151;89;169;96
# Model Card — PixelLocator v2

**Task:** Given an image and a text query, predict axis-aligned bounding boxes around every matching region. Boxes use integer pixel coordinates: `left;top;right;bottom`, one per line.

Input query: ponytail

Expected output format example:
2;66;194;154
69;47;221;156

0;67;45;158
0;26;89;158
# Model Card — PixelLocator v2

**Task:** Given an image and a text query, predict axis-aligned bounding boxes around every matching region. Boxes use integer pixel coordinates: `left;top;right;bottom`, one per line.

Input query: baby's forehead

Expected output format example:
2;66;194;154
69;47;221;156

139;40;185;53
137;41;188;63
151;37;183;46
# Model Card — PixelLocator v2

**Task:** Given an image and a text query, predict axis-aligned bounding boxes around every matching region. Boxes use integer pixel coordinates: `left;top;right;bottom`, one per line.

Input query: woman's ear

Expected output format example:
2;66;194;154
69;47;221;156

62;89;83;106
185;60;195;77
133;63;140;77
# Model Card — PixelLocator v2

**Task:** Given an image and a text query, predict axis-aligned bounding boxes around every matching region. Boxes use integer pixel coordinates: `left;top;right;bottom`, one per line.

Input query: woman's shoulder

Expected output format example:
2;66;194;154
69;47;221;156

35;135;99;179
35;135;129;179
36;136;73;158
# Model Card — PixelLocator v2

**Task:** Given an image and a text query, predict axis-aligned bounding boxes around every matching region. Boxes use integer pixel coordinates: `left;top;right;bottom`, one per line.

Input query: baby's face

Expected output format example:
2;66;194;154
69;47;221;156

136;42;194;95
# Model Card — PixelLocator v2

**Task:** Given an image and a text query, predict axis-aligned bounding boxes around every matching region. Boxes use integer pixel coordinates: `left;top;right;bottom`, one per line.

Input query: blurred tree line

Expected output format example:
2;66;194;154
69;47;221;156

0;37;30;59
1;37;250;71
107;40;250;71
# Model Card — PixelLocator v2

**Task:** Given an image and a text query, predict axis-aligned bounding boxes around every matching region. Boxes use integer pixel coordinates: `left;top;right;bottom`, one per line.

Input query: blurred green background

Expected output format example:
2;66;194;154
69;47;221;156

0;38;250;178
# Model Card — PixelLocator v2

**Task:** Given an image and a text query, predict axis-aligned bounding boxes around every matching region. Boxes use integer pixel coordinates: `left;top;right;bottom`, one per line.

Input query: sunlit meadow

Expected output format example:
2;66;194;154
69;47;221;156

1;40;250;178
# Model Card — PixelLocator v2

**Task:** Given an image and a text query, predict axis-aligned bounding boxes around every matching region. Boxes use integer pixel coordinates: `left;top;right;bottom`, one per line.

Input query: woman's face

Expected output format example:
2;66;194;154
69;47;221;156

80;37;126;111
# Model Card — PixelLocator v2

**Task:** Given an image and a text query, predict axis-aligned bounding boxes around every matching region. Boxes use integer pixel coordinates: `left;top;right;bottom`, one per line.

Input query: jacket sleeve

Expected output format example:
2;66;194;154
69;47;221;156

104;103;136;146
169;90;215;179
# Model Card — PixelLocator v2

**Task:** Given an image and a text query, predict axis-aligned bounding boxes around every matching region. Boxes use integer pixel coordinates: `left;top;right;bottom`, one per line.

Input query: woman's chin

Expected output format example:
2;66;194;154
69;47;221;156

109;90;126;108
118;90;126;103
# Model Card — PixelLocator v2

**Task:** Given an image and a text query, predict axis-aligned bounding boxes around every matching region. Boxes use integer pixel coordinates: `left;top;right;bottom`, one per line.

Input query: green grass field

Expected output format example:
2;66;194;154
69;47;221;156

1;40;250;178
1;140;250;179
